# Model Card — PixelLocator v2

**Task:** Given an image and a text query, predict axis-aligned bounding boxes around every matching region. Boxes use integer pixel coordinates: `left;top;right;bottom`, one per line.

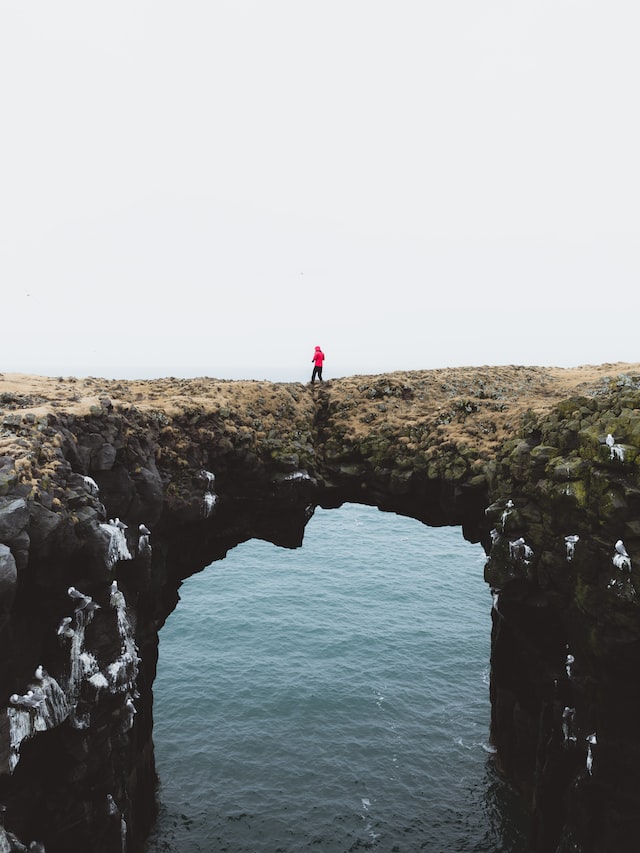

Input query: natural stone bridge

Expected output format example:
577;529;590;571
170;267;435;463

1;364;639;853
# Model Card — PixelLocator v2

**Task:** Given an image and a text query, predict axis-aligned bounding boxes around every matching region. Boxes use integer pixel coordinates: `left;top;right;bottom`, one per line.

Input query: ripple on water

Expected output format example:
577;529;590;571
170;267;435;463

145;505;529;852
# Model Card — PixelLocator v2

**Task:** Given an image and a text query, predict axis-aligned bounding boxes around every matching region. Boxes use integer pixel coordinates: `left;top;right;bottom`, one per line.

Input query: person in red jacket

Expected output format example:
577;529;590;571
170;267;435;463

311;345;325;383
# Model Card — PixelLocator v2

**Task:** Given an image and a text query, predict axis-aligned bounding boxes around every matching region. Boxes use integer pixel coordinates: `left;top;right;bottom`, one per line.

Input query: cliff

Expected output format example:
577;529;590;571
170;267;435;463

0;364;639;852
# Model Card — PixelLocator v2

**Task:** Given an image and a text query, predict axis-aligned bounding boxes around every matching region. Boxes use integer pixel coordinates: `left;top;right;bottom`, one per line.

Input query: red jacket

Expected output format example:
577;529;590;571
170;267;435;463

312;347;325;367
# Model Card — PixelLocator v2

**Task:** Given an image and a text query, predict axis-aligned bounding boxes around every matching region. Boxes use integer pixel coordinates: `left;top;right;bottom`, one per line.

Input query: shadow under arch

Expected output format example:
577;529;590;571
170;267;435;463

145;503;530;853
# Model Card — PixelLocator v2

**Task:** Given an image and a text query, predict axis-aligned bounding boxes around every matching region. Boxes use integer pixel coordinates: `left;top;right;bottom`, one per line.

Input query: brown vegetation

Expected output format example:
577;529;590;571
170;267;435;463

1;363;639;464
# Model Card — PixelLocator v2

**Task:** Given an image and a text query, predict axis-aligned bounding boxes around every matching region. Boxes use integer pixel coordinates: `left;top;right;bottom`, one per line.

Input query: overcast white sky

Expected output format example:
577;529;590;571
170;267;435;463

1;1;638;382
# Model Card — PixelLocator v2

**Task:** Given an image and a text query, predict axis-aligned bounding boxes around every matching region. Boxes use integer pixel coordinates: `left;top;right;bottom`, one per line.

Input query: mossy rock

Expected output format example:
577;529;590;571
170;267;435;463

549;457;590;483
505;439;533;475
536;549;574;597
499;507;526;535
576;429;601;461
529;445;561;466
0;469;18;497
554;397;591;418
441;457;469;482
590;484;628;525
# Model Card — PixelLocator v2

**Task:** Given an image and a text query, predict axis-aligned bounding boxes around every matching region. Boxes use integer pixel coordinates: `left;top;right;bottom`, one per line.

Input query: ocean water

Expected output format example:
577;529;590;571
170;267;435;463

144;503;529;852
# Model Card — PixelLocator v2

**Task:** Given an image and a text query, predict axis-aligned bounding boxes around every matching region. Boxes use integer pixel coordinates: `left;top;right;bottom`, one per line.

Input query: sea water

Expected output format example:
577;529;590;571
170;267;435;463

144;503;529;852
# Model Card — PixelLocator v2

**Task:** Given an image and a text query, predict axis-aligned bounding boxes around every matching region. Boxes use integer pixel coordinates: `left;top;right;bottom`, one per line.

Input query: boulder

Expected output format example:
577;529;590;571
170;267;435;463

0;544;17;611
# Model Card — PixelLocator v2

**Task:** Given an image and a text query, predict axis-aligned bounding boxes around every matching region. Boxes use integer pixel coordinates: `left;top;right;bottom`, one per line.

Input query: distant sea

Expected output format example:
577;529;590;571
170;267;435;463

144;503;530;852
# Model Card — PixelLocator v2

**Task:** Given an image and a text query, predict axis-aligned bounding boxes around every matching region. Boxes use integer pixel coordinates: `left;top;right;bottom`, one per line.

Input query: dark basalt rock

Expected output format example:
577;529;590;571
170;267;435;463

0;373;639;852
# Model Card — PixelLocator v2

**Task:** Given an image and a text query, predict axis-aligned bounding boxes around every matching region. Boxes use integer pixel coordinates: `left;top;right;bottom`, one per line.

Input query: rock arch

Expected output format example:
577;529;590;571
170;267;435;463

0;366;639;852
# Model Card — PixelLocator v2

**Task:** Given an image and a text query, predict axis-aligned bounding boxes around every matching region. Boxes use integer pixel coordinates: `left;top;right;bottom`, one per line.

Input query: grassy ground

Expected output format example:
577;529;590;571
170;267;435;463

1;362;638;464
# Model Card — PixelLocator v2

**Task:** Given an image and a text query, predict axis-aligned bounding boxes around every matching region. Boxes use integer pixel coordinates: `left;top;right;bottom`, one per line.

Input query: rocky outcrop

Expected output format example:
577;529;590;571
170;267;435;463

483;382;640;853
0;367;639;852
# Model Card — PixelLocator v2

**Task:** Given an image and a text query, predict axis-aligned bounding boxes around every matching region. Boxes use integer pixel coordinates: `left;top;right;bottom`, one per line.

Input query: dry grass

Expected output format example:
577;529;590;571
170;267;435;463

1;363;638;462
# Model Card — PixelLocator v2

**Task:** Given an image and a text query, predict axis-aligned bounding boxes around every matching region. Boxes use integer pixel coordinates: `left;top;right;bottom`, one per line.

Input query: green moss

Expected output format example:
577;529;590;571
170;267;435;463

555;397;591;418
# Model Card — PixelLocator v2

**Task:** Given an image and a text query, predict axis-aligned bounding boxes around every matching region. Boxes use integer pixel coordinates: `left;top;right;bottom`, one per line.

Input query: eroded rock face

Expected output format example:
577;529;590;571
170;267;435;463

0;370;639;852
484;390;640;853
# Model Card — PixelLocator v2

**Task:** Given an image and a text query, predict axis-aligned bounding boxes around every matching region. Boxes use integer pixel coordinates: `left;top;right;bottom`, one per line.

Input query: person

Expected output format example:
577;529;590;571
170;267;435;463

311;345;325;383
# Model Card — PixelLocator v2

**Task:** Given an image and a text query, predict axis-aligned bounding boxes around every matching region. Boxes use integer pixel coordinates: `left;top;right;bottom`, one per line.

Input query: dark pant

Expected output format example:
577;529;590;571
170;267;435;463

311;366;323;382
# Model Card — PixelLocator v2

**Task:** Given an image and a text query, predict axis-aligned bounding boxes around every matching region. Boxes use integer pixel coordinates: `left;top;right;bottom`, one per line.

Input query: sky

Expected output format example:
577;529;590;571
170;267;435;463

1;1;638;383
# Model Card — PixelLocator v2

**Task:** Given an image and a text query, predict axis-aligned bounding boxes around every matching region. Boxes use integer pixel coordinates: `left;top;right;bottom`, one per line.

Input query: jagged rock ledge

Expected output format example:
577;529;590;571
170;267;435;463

0;364;639;852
